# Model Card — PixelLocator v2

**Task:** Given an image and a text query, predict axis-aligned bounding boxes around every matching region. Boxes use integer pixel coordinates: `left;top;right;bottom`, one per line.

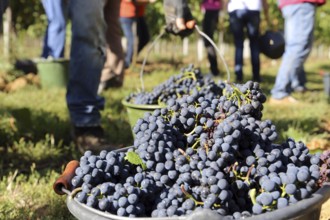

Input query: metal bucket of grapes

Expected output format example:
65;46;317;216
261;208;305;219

66;185;330;220
121;100;162;129
54;153;330;220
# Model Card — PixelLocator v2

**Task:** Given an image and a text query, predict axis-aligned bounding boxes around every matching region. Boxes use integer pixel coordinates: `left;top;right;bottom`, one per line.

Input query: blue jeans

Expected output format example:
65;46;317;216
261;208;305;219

120;17;134;68
66;0;107;127
41;0;67;58
120;16;150;68
271;3;316;99
229;10;260;82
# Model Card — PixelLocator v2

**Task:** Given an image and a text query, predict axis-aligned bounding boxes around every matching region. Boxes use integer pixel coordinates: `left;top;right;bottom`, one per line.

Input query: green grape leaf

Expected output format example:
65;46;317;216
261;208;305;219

125;151;147;170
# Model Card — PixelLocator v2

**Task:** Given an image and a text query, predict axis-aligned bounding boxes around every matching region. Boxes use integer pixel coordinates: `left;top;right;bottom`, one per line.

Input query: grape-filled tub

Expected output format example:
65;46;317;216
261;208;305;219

54;149;330;220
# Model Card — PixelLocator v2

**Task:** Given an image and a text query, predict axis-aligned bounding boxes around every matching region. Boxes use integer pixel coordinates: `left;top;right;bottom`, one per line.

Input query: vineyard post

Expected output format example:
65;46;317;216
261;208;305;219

3;5;11;60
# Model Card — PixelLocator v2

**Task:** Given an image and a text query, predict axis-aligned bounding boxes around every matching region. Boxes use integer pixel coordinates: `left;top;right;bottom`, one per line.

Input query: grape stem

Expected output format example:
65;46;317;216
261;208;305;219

184;126;197;136
204;143;210;154
224;85;252;108
191;138;201;149
249;188;257;205
280;184;287;197
178;148;190;161
176;72;197;84
241;165;255;185
180;184;204;206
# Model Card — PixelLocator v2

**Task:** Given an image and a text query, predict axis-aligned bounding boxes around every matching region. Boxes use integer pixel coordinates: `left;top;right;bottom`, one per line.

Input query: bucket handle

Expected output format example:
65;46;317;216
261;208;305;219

53;160;80;195
139;24;231;91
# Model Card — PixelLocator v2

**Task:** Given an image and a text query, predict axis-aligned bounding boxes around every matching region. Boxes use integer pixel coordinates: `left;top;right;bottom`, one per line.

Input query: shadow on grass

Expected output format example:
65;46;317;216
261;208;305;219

0;104;133;177
0;106;75;177
103;98;134;147
319;64;330;71
271;116;324;143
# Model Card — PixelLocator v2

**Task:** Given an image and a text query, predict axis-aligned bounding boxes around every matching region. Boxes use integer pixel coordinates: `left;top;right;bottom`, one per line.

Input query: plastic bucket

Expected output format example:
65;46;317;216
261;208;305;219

34;58;69;89
121;100;162;129
323;72;330;96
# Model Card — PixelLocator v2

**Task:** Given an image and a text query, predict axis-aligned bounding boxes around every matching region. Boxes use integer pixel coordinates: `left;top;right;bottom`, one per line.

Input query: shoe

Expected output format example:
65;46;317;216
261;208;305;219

252;76;263;83
293;86;308;93
98;77;123;93
210;68;220;76
268;96;299;104
236;76;243;84
72;125;115;154
106;77;123;88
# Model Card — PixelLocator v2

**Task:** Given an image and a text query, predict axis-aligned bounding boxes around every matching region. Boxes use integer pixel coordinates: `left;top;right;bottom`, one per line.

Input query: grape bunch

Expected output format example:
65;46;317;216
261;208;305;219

125;64;225;105
69;65;330;219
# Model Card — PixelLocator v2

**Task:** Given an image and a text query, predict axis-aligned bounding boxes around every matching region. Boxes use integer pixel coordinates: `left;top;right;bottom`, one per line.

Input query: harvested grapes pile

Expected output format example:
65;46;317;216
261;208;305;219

125;64;225;105
70;65;330;219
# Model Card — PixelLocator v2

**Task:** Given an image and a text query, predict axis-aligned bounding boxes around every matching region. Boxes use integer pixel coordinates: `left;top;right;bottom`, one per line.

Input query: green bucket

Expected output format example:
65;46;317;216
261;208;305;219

122;100;162;129
34;58;69;89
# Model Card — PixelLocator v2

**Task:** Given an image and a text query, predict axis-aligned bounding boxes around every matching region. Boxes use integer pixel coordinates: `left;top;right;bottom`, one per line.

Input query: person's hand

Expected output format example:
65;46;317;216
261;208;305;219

163;0;195;38
149;0;157;3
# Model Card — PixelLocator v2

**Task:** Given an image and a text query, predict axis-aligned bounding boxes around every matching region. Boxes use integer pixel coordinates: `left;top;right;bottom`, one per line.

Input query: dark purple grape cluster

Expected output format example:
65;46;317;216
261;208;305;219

125;64;225;105
70;66;329;219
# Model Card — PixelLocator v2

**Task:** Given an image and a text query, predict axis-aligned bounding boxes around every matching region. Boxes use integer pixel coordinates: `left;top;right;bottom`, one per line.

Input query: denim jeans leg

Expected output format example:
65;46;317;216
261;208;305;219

291;66;306;90
271;3;316;99
67;0;107;127
120;17;135;67
41;0;66;58
290;4;315;90
229;10;245;81
246;11;260;81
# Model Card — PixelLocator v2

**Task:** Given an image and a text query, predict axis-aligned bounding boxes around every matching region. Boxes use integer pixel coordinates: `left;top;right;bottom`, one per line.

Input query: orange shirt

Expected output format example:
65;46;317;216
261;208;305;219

120;1;146;18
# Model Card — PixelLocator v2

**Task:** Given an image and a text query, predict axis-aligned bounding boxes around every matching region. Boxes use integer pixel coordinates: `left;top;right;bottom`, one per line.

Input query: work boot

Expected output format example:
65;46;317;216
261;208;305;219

98;76;123;94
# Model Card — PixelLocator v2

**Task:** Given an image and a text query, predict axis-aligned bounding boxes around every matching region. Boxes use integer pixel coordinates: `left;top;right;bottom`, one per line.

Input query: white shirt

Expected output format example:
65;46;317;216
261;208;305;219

227;0;263;13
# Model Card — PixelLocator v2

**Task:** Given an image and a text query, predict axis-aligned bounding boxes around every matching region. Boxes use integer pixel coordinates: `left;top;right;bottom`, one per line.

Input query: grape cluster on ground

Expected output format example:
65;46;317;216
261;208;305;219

70;65;330;219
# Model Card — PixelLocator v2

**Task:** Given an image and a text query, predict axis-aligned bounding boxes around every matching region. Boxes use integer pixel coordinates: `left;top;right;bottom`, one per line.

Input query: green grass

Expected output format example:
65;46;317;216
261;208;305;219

0;47;330;219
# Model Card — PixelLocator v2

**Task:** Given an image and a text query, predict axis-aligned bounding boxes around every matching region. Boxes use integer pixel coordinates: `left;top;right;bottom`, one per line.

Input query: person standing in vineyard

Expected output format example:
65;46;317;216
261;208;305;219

99;0;126;92
119;0;156;69
201;0;222;76
225;0;270;83
67;0;194;153
269;0;326;104
41;0;67;59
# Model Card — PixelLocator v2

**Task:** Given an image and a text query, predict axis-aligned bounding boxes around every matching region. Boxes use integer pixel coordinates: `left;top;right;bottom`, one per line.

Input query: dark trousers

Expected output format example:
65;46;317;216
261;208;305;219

229;9;261;82
0;0;9;29
202;10;220;76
